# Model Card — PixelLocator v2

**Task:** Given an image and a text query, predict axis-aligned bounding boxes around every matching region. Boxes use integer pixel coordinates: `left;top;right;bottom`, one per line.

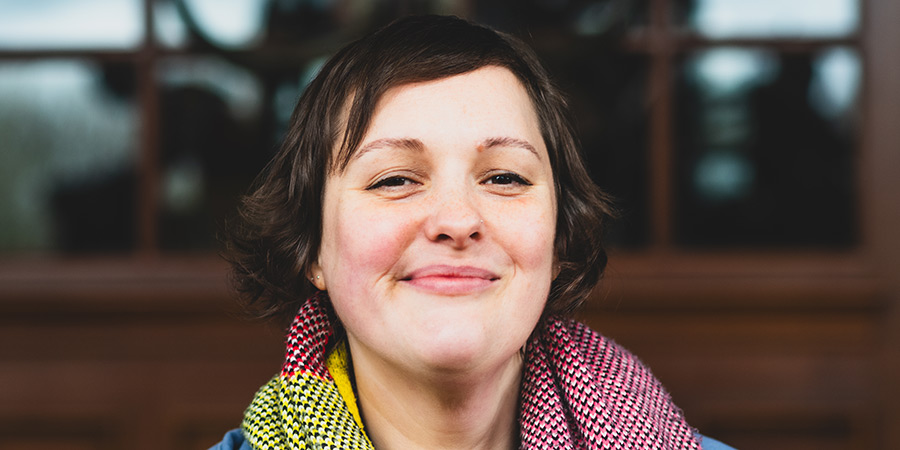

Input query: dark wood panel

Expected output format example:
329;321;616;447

0;271;884;449
576;306;881;449
0;320;284;361
0;360;279;450
0;416;119;450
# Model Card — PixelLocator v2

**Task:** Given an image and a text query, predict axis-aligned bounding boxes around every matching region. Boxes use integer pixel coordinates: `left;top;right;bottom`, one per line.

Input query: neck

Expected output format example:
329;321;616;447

348;340;522;450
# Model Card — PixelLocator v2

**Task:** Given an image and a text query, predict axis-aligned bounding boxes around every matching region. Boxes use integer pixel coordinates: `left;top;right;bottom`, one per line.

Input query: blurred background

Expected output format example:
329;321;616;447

0;0;897;448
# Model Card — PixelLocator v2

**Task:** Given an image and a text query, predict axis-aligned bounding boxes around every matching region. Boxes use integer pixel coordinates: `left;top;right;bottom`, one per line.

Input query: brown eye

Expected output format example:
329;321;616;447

486;173;530;186
367;176;416;190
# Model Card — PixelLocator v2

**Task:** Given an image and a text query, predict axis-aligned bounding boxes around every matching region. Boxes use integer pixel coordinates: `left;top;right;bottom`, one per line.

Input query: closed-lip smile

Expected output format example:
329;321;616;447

401;265;499;295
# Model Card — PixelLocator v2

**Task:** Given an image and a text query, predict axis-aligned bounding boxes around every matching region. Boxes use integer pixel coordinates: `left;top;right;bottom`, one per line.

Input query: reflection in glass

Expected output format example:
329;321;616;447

172;0;268;49
810;48;860;120
157;57;274;250
541;52;650;247
154;0;191;48
0;60;138;252
476;0;646;37
0;0;143;49
154;0;442;49
675;48;859;247
678;0;859;38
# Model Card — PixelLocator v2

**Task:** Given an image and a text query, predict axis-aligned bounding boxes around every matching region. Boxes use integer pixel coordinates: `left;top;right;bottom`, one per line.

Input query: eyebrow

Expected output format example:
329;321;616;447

353;137;425;160
479;136;540;159
352;136;540;160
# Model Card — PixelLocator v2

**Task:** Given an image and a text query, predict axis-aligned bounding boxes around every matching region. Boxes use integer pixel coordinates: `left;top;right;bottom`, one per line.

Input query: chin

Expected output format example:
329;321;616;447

410;323;524;376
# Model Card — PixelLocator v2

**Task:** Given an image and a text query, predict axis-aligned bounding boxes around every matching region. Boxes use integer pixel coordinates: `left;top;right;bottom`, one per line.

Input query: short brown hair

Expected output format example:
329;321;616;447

226;15;614;323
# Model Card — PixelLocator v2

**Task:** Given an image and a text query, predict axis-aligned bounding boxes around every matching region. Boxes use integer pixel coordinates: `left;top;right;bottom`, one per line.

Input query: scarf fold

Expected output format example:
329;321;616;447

242;294;700;449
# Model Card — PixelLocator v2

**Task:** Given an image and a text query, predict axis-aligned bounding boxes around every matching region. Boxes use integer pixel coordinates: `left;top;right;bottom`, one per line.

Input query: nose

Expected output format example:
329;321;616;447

423;186;484;248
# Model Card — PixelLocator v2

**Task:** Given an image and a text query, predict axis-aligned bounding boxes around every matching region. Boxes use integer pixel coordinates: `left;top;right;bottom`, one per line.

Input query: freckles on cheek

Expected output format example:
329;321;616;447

334;205;418;280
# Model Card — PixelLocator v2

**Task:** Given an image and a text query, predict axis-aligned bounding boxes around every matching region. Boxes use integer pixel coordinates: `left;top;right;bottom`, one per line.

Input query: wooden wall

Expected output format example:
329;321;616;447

0;251;890;449
0;260;282;450
578;253;884;449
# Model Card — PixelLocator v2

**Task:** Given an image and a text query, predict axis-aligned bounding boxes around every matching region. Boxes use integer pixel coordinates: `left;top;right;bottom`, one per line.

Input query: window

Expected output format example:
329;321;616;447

0;0;862;256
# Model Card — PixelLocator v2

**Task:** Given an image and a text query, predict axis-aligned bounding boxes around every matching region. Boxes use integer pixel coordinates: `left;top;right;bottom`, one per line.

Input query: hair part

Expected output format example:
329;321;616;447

225;15;615;324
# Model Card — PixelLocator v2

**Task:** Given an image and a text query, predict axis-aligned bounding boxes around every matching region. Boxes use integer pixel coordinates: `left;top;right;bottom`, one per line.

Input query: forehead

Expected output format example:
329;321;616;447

335;66;544;167
364;66;542;144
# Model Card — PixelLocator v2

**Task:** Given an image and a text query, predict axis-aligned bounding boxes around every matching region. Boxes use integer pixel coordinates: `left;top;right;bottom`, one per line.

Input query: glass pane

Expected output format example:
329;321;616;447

154;0;267;49
153;0;463;49
676;0;859;39
674;47;860;247
157;56;279;250
0;60;139;253
476;0;647;37
541;52;650;247
0;0;143;49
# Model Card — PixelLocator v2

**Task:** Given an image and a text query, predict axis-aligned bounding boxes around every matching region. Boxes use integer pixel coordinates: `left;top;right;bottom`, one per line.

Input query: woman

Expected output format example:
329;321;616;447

214;15;732;450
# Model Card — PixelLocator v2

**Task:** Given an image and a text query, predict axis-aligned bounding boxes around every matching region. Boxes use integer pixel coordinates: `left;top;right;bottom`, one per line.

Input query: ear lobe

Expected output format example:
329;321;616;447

552;261;562;281
308;263;327;291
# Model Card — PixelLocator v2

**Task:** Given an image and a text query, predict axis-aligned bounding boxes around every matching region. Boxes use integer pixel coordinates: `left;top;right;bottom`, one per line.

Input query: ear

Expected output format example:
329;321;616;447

552;256;562;281
308;262;327;291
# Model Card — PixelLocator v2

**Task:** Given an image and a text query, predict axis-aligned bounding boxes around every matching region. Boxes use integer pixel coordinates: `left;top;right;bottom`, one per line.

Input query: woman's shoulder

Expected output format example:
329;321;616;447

209;427;737;449
208;403;737;450
697;433;738;449
208;428;251;450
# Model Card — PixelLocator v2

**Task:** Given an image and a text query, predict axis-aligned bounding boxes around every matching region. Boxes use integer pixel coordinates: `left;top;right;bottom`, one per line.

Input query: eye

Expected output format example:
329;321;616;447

367;175;418;190
484;172;531;186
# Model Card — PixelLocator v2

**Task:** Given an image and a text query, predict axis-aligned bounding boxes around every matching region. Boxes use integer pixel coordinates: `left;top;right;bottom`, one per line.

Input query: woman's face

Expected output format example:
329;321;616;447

312;66;557;376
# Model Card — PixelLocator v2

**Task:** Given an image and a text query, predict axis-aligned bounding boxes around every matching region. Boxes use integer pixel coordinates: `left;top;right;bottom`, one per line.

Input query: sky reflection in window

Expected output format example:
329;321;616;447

0;0;143;49
690;0;859;38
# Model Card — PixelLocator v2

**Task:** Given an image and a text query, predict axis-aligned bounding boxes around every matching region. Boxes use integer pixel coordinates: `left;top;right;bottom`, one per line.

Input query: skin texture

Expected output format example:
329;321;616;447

310;66;557;449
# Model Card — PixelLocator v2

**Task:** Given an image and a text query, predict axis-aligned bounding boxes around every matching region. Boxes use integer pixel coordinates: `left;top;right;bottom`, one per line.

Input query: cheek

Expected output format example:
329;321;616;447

326;202;418;283
490;197;557;272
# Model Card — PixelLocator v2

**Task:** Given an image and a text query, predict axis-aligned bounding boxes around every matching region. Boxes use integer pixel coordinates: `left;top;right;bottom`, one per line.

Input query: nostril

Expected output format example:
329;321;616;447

426;211;483;245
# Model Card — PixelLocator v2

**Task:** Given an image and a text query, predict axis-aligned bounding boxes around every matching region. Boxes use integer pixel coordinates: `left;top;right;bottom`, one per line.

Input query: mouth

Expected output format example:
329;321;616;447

400;265;499;295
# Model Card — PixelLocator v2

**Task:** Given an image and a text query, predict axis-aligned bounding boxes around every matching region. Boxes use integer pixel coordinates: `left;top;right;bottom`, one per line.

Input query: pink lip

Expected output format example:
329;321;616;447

401;265;499;295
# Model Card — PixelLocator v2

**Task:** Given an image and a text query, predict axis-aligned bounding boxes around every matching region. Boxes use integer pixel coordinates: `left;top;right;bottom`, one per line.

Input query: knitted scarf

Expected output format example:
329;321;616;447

242;294;701;449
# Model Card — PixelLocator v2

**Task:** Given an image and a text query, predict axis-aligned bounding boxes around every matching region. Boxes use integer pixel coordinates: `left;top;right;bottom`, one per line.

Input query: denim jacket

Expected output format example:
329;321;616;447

209;428;736;449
